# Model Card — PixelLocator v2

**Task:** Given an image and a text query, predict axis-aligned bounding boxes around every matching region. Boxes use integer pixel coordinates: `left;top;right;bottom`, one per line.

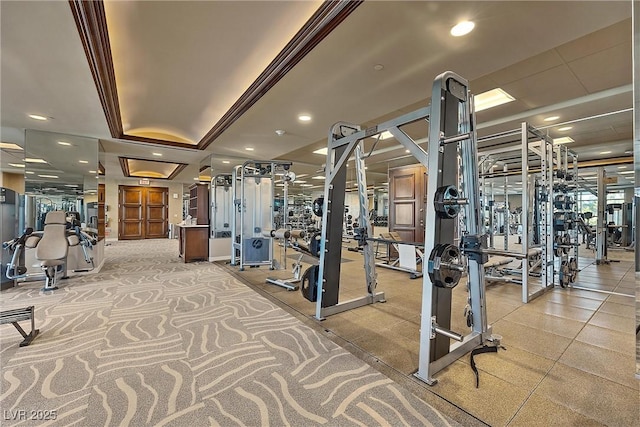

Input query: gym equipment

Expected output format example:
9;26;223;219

34;211;69;291
210;174;233;261
66;211;96;272
230;160;293;273
0;306;39;347
265;230;310;291
373;232;424;279
303;119;383;319
577;213;596;249
477;123;559;301
3;211;95;291
1;187;24;290
416;71;504;386
551;144;579;287
595;168;608;264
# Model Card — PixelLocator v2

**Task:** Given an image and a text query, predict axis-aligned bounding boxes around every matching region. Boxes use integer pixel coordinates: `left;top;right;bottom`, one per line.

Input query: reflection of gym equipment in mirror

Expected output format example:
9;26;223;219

209;174;233;261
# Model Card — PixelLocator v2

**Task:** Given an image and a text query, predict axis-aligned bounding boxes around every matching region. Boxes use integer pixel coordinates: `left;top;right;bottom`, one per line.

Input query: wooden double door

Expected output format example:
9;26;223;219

118;186;168;240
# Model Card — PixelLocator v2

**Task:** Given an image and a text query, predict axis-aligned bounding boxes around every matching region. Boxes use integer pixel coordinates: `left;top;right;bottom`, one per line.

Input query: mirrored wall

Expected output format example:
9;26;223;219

23;130;99;232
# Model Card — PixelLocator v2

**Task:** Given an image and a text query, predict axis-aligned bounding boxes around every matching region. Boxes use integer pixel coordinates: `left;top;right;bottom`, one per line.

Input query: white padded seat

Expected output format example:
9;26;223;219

36;211;69;266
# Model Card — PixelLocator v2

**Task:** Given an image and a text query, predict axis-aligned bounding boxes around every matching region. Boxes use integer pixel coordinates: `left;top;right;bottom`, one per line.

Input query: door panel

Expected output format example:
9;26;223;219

389;165;427;243
146;188;168;239
394;202;415;227
393;174;416;198
119;187;144;240
118;186;168;240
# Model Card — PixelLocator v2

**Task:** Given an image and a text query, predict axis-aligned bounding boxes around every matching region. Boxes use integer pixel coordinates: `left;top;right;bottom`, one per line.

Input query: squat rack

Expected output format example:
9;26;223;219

476;124;557;303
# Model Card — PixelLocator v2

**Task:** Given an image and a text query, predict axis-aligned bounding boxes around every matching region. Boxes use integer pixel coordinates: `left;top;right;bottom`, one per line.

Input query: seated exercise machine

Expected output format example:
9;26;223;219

577;213;596;249
3;211;95;291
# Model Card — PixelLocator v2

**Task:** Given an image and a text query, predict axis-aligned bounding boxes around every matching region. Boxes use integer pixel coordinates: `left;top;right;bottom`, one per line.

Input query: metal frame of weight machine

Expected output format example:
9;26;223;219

209;173;233;261
230;160;292;271
476;124;558;302
315;72;499;384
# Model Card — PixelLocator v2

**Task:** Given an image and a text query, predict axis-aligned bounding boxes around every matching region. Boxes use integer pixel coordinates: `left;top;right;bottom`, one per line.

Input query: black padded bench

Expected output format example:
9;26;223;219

0;306;39;347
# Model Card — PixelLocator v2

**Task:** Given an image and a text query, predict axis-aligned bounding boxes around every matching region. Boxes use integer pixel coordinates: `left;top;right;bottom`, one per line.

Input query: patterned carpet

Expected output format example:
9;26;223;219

0;239;458;426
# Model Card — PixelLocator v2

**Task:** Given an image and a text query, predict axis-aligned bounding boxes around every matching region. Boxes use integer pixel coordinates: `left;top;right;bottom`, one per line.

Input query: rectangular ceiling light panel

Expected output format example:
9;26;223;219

474;88;515;112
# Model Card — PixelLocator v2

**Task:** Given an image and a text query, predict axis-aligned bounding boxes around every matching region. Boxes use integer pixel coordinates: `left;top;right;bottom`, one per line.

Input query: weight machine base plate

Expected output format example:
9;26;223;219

265;277;299;291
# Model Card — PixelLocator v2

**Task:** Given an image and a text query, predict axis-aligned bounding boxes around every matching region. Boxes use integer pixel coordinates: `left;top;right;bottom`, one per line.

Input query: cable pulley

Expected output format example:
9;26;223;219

428;244;464;288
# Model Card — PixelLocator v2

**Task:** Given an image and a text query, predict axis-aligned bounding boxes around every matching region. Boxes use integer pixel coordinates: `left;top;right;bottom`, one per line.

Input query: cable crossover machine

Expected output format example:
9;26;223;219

230;160;295;272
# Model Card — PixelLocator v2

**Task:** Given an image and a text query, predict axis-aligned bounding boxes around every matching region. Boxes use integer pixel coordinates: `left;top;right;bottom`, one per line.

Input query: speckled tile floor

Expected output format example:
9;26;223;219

227;240;639;426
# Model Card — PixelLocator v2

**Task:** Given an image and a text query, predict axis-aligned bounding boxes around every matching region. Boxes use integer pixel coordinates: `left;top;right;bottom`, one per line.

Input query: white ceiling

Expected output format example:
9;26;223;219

0;1;634;194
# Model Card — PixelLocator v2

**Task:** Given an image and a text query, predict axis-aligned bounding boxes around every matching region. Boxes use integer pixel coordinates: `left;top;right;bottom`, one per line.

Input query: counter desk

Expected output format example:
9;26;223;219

176;224;209;263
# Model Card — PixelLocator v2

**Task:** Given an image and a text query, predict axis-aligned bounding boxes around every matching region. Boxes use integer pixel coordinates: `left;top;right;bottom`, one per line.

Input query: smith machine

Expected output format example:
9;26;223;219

302;72;500;384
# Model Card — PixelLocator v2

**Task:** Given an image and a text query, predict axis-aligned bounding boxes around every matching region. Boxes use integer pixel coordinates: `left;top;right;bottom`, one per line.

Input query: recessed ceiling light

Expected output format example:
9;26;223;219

38;175;58;178
300;184;313;187
624;150;633;154
79;160;89;164
89;170;96;174
193;177;199;180
557;126;573;131
619;171;634;174
312;176;325;180
222;160;230;164
8;163;25;168
275;129;286;136
28;114;48;121
294;180;307;184
544;116;560;122
65;184;79;187
618;165;627;169
405;149;410;153
245;147;254;151
298;114;312;122
57;141;71;146
152;152;162;157
474;88;515;112
0;143;23;150
25;171;34;174
553;137;574;145
313;147;328;155
25;158;47;163
599;151;612;155
364;167;368;170
450;21;475;37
